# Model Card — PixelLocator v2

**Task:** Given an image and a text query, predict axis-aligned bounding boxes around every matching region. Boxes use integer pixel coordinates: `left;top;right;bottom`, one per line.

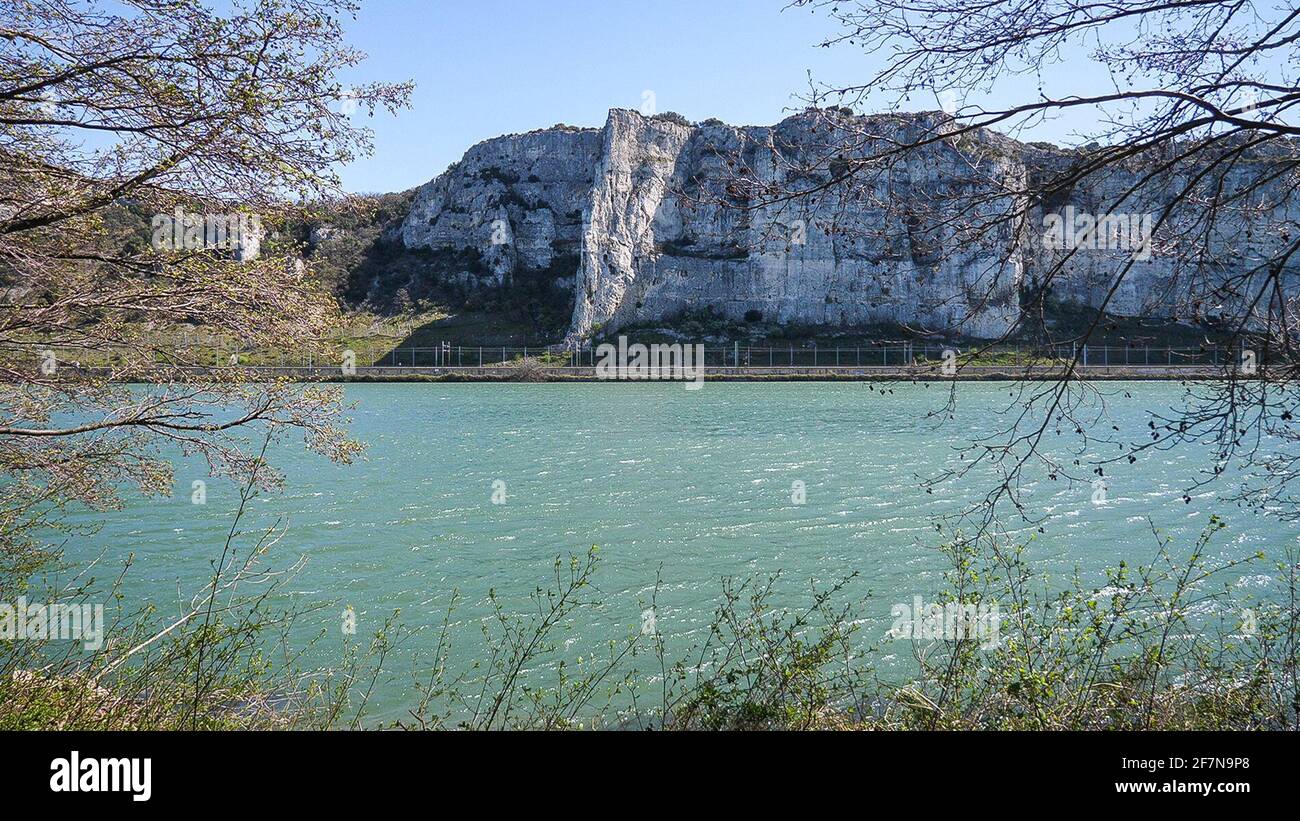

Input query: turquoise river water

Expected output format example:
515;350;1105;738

56;382;1297;723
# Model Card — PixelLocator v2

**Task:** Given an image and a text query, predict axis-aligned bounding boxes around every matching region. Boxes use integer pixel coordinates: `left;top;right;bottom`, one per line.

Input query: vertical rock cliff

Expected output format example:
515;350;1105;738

402;124;603;287
399;109;1296;340
561;109;1030;340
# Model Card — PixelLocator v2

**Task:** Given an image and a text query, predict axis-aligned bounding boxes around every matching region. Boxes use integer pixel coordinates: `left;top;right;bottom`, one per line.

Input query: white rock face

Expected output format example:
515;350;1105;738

567;110;1026;341
570;110;696;338
399;109;1296;339
1024;137;1300;324
402;124;602;286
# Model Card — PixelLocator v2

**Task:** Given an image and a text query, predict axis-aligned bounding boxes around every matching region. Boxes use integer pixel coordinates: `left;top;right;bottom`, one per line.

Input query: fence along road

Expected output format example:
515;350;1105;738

31;342;1263;380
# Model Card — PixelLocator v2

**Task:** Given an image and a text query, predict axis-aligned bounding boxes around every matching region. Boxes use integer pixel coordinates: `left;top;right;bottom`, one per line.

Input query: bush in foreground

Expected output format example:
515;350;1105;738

3;516;1297;730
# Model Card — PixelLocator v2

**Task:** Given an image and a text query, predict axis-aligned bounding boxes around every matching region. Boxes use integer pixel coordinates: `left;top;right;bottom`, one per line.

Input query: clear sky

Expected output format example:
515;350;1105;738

333;0;1112;193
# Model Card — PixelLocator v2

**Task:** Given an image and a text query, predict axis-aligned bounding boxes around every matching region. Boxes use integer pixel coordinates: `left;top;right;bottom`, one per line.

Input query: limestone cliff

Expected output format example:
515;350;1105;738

399;108;1296;340
401;124;602;287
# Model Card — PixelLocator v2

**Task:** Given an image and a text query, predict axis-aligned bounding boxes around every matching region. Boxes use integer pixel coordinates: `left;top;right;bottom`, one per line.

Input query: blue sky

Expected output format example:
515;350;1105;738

334;0;1111;193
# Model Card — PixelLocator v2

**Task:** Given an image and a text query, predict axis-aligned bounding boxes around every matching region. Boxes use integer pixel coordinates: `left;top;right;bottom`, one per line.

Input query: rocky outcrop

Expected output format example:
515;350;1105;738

400;109;1297;340
561;110;1030;340
1023;136;1299;324
402;124;601;287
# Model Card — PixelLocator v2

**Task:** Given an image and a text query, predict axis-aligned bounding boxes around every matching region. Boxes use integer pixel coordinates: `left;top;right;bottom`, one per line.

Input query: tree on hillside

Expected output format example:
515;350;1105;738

724;0;1300;526
0;0;412;567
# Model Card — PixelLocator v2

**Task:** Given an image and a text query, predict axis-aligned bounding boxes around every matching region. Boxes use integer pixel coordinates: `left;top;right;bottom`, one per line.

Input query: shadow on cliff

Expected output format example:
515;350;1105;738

373;264;577;364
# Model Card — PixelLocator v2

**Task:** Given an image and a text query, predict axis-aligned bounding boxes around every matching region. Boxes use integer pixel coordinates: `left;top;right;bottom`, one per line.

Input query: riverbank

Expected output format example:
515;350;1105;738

99;363;1229;382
